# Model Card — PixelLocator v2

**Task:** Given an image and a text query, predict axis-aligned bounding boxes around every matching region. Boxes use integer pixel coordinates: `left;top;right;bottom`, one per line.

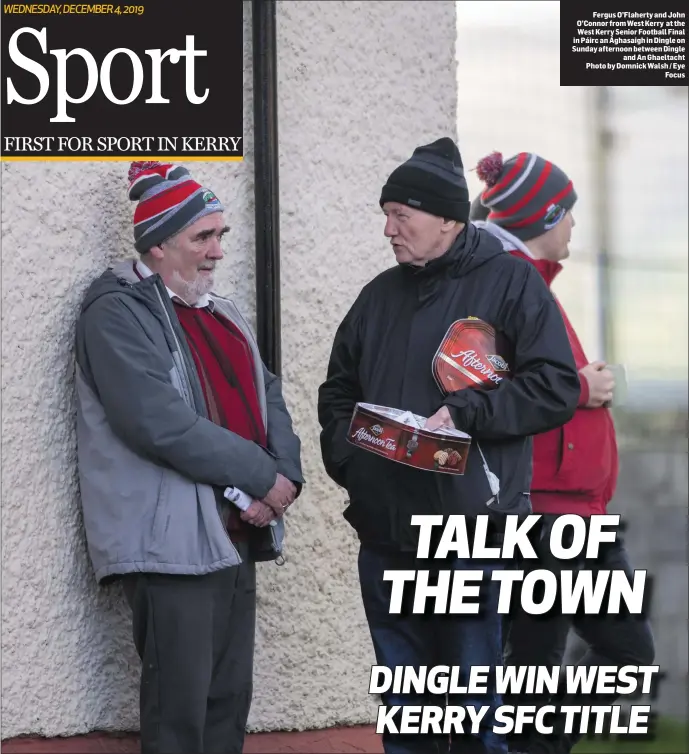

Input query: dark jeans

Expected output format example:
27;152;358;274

358;546;507;754
503;515;655;754
122;541;256;754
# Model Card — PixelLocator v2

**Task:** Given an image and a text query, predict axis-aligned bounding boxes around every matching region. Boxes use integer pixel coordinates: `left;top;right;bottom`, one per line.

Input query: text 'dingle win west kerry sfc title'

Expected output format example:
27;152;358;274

1;2;244;160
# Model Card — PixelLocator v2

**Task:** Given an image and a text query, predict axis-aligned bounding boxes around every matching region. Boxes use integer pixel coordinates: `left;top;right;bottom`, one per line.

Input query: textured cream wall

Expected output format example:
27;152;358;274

0;0;457;738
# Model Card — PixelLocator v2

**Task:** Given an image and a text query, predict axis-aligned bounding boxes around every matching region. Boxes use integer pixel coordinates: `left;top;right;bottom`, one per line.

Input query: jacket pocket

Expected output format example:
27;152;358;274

249;518;285;563
467;440;533;522
451;443;504;513
554;411;614;495
266;516;284;557
343;449;409;546
344;449;363;499
149;469;170;550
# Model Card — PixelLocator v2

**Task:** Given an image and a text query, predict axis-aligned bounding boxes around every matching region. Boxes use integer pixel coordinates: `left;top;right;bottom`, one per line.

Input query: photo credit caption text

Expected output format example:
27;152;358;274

560;3;686;85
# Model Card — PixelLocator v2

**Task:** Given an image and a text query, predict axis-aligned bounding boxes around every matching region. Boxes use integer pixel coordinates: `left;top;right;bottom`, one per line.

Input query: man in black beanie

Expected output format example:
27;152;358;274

318;137;581;754
379;137;472;226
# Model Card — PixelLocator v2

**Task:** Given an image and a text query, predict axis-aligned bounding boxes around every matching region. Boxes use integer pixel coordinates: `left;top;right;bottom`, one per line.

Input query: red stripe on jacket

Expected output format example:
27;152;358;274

509;250;619;515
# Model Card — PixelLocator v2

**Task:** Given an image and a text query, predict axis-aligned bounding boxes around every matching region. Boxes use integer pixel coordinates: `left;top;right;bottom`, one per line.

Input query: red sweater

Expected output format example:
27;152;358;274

174;304;267;539
510;250;619;515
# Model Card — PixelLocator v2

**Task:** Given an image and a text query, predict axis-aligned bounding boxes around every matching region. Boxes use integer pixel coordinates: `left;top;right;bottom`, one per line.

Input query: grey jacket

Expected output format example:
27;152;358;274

75;259;303;583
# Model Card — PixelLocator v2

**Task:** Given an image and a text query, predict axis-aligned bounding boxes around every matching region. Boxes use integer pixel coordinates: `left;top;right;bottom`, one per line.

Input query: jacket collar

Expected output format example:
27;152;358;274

111;258;217;311
509;249;563;287
419;225;469;274
136;259;212;309
472;221;563;287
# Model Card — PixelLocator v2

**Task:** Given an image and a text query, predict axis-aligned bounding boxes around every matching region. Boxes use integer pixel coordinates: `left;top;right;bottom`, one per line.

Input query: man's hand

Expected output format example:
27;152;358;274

424;406;456;431
240;500;276;527
580;361;615;408
261;473;297;516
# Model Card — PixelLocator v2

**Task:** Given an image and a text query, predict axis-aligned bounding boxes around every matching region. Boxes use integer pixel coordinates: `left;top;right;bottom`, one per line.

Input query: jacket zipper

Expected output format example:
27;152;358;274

152;285;239;559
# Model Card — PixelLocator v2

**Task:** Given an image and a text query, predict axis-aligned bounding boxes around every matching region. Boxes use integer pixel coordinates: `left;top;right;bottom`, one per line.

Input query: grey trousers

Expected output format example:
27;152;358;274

123;542;256;754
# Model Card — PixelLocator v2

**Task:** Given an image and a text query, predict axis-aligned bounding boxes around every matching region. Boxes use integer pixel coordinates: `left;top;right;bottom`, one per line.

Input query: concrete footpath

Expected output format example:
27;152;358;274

1;726;383;753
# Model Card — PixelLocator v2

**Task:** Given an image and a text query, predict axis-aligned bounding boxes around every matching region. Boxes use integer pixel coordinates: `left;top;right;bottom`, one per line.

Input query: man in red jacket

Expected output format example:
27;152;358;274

471;153;655;754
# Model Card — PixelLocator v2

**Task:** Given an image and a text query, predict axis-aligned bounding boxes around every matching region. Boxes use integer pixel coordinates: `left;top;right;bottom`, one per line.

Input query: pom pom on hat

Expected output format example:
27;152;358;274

128;161;191;201
128;160;162;184
475;152;504;188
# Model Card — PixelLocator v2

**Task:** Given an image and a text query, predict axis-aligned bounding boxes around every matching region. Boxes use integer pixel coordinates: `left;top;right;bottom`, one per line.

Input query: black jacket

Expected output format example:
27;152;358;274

318;224;580;552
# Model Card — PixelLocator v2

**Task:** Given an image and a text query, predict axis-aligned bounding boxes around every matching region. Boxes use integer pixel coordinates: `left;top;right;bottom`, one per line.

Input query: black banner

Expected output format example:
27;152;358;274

1;1;243;160
560;2;687;85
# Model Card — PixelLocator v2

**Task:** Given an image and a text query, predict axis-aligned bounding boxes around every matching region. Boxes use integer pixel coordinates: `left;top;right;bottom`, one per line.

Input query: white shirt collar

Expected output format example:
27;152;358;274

473;220;535;258
135;259;212;309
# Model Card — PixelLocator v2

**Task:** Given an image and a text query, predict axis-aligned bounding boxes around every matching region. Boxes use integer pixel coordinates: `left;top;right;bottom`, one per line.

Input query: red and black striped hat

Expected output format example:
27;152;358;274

474;152;577;241
127;161;224;253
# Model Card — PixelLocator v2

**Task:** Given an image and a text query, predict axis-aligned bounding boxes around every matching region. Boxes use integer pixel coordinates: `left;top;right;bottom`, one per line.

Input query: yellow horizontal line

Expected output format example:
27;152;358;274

0;156;244;162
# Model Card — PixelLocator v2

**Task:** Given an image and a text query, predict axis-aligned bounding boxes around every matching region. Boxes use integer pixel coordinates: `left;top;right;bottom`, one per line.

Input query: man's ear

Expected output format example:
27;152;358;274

441;218;462;233
148;244;165;261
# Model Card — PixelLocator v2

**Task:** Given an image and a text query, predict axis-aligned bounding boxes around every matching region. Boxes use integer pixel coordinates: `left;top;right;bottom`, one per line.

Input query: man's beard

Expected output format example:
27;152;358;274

171;269;215;304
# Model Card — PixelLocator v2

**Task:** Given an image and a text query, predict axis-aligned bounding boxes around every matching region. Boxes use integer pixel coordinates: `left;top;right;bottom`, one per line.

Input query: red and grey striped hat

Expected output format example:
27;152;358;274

128;161;224;253
474;152;577;241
